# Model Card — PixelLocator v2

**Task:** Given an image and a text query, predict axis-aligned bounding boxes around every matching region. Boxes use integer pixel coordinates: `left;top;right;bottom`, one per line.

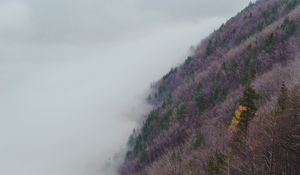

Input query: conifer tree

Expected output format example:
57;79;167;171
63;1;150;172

237;86;259;129
276;82;288;114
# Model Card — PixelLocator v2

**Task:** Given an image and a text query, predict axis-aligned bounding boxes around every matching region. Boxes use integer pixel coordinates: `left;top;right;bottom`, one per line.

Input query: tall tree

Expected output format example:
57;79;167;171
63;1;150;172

238;86;259;129
275;82;288;115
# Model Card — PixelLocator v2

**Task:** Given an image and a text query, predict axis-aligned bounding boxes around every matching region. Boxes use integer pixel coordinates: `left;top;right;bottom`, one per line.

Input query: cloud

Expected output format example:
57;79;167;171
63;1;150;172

0;1;34;42
140;0;250;19
0;0;251;44
0;1;251;175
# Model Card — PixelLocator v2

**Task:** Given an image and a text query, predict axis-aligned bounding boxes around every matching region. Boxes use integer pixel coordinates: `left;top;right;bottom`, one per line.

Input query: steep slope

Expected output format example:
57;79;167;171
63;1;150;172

120;0;300;174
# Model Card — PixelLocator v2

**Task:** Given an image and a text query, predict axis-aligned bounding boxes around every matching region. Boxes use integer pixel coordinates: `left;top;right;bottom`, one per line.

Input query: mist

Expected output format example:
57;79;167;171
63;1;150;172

0;0;251;175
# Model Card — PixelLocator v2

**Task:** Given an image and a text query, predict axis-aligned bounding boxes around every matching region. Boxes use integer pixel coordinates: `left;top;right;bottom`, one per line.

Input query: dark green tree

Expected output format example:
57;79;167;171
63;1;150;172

238;86;259;129
275;82;288;114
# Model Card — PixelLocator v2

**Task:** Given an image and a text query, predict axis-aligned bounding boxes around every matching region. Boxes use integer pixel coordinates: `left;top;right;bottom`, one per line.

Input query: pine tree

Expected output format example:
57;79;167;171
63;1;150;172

237;86;259;129
275;82;288;115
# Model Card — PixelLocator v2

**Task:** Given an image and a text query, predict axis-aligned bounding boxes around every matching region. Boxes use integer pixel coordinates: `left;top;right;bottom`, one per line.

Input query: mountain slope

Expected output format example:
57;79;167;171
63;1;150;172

120;0;300;174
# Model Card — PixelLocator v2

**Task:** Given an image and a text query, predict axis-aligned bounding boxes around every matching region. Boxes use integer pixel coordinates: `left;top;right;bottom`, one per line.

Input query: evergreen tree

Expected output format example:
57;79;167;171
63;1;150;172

238;86;259;129
275;82;288;114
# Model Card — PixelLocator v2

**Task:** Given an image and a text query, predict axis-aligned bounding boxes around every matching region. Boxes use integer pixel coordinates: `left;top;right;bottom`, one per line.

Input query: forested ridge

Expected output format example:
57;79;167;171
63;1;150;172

120;0;300;174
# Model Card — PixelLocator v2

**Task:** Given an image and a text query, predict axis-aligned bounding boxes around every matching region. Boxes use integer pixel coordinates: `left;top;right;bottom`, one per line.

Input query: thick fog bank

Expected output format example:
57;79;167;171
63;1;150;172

0;0;251;175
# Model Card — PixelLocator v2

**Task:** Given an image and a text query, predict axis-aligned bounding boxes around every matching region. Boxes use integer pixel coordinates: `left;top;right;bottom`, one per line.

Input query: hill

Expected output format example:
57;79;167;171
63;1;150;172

120;0;300;174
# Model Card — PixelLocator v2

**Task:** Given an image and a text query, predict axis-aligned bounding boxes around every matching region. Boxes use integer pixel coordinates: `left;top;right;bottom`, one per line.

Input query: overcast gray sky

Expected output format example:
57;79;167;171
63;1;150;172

0;0;251;175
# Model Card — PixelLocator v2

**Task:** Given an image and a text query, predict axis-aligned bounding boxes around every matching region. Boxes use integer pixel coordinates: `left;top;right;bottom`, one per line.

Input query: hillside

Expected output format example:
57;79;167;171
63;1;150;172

120;0;300;174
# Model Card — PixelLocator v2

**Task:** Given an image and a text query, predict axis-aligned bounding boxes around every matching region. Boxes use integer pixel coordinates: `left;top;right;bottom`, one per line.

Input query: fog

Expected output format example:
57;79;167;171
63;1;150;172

0;0;251;175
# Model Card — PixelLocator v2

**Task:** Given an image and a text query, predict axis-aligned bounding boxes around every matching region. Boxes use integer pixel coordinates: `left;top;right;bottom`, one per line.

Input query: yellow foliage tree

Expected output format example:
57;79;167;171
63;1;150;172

230;105;247;130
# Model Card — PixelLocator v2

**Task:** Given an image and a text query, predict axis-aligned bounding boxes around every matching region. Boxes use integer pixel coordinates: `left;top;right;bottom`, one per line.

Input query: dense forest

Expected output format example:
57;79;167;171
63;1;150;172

120;0;300;174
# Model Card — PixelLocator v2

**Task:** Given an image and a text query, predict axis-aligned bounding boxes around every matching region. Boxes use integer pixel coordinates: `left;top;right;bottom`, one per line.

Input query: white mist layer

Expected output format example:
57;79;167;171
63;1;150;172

0;1;251;175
